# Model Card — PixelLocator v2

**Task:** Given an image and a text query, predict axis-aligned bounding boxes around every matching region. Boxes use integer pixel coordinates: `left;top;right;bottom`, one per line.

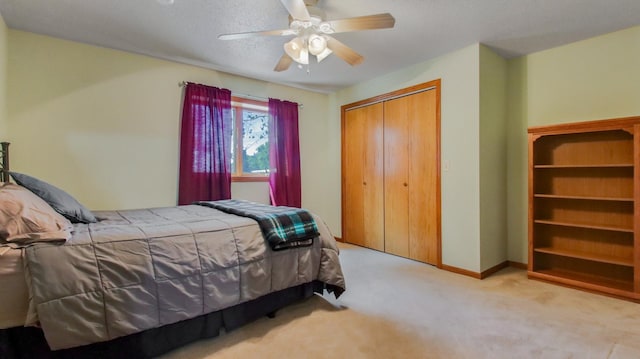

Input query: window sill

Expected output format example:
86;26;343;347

232;176;269;183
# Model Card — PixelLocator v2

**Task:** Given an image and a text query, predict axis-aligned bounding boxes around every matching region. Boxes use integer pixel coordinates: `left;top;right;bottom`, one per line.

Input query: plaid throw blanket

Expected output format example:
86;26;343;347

197;199;319;251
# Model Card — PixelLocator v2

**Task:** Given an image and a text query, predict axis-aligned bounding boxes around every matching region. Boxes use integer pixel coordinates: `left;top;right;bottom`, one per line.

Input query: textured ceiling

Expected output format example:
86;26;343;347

1;0;640;93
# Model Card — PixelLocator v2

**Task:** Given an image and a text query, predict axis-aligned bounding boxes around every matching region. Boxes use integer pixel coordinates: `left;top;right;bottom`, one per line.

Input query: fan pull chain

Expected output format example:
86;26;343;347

297;63;311;74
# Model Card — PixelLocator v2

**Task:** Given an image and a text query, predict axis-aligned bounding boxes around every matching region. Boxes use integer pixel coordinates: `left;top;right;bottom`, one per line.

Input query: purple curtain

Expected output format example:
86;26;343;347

268;98;301;207
178;83;232;205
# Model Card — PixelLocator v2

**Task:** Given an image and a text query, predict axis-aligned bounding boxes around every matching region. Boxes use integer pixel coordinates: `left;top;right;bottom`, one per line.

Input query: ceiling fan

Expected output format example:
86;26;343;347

218;0;395;72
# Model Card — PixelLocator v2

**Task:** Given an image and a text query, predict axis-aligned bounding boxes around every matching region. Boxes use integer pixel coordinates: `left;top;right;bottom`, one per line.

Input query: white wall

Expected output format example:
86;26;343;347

479;45;508;271
332;44;482;272
506;25;640;264
6;30;337;232
0;14;7;139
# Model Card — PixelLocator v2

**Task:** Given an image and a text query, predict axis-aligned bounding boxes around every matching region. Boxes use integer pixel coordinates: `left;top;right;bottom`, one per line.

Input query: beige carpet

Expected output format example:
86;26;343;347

162;243;640;359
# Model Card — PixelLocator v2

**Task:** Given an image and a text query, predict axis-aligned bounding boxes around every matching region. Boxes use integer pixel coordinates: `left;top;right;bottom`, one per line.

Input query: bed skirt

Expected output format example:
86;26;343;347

0;280;324;359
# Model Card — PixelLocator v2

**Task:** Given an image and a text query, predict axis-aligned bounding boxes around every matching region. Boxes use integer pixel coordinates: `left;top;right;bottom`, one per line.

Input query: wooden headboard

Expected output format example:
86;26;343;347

0;142;9;183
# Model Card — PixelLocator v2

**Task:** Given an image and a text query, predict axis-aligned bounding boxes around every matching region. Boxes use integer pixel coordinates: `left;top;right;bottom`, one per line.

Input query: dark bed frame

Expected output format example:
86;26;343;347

0;142;328;358
0;142;9;183
1;281;323;359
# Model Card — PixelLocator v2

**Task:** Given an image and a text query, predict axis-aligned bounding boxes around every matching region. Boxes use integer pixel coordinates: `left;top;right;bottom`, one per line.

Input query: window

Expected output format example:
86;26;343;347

231;97;269;181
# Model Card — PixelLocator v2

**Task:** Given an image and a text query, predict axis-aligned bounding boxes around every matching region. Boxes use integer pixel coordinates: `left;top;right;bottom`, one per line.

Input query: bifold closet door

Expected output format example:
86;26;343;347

343;103;384;251
407;89;439;264
383;98;410;257
384;89;439;264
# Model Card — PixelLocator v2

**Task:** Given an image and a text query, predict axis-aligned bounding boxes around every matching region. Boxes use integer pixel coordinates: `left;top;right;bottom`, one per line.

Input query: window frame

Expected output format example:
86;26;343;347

231;96;270;182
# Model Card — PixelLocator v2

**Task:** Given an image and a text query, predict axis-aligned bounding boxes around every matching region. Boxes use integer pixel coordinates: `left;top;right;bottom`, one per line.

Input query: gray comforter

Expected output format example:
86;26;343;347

23;205;345;350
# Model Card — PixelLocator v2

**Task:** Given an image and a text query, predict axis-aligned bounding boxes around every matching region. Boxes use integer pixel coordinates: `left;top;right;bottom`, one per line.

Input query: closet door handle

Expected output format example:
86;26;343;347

403;182;408;187
363;181;367;185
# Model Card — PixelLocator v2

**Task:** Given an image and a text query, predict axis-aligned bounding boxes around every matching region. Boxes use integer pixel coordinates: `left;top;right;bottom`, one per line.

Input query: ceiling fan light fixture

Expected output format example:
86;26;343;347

307;34;327;55
318;22;334;34
315;47;332;62
284;37;309;65
289;20;305;32
299;47;309;64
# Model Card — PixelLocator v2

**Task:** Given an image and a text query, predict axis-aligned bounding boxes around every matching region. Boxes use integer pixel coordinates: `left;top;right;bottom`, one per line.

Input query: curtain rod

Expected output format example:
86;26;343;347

178;81;303;108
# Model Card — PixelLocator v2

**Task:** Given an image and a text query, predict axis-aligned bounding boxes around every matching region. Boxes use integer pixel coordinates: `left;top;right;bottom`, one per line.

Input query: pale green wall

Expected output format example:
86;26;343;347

0;14;7;139
333;44;482;272
479;45;508;271
506;25;640;263
6;30;335;231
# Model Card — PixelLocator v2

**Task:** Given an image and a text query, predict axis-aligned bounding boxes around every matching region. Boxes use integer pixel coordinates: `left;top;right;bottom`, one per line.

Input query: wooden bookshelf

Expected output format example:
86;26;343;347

533;247;633;267
534;194;634;202
528;116;640;301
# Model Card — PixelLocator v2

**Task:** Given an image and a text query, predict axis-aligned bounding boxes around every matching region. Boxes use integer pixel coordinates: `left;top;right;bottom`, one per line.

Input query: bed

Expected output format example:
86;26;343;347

0;142;346;358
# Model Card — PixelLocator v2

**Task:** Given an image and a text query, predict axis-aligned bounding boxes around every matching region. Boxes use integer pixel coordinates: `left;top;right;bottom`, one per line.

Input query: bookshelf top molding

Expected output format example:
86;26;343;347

528;116;640;136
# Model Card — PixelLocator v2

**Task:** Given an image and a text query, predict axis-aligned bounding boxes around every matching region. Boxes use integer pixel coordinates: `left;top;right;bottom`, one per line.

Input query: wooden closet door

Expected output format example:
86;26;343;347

384;90;439;264
342;103;384;251
407;89;439;264
384;98;410;257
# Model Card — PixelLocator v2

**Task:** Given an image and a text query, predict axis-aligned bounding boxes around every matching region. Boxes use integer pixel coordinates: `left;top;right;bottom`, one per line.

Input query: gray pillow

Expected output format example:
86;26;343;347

9;172;97;224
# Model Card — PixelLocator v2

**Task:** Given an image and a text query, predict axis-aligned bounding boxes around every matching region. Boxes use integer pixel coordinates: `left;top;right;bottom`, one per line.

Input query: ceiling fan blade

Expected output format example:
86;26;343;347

327;13;396;33
326;36;364;66
280;0;311;20
218;29;295;40
274;53;294;72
